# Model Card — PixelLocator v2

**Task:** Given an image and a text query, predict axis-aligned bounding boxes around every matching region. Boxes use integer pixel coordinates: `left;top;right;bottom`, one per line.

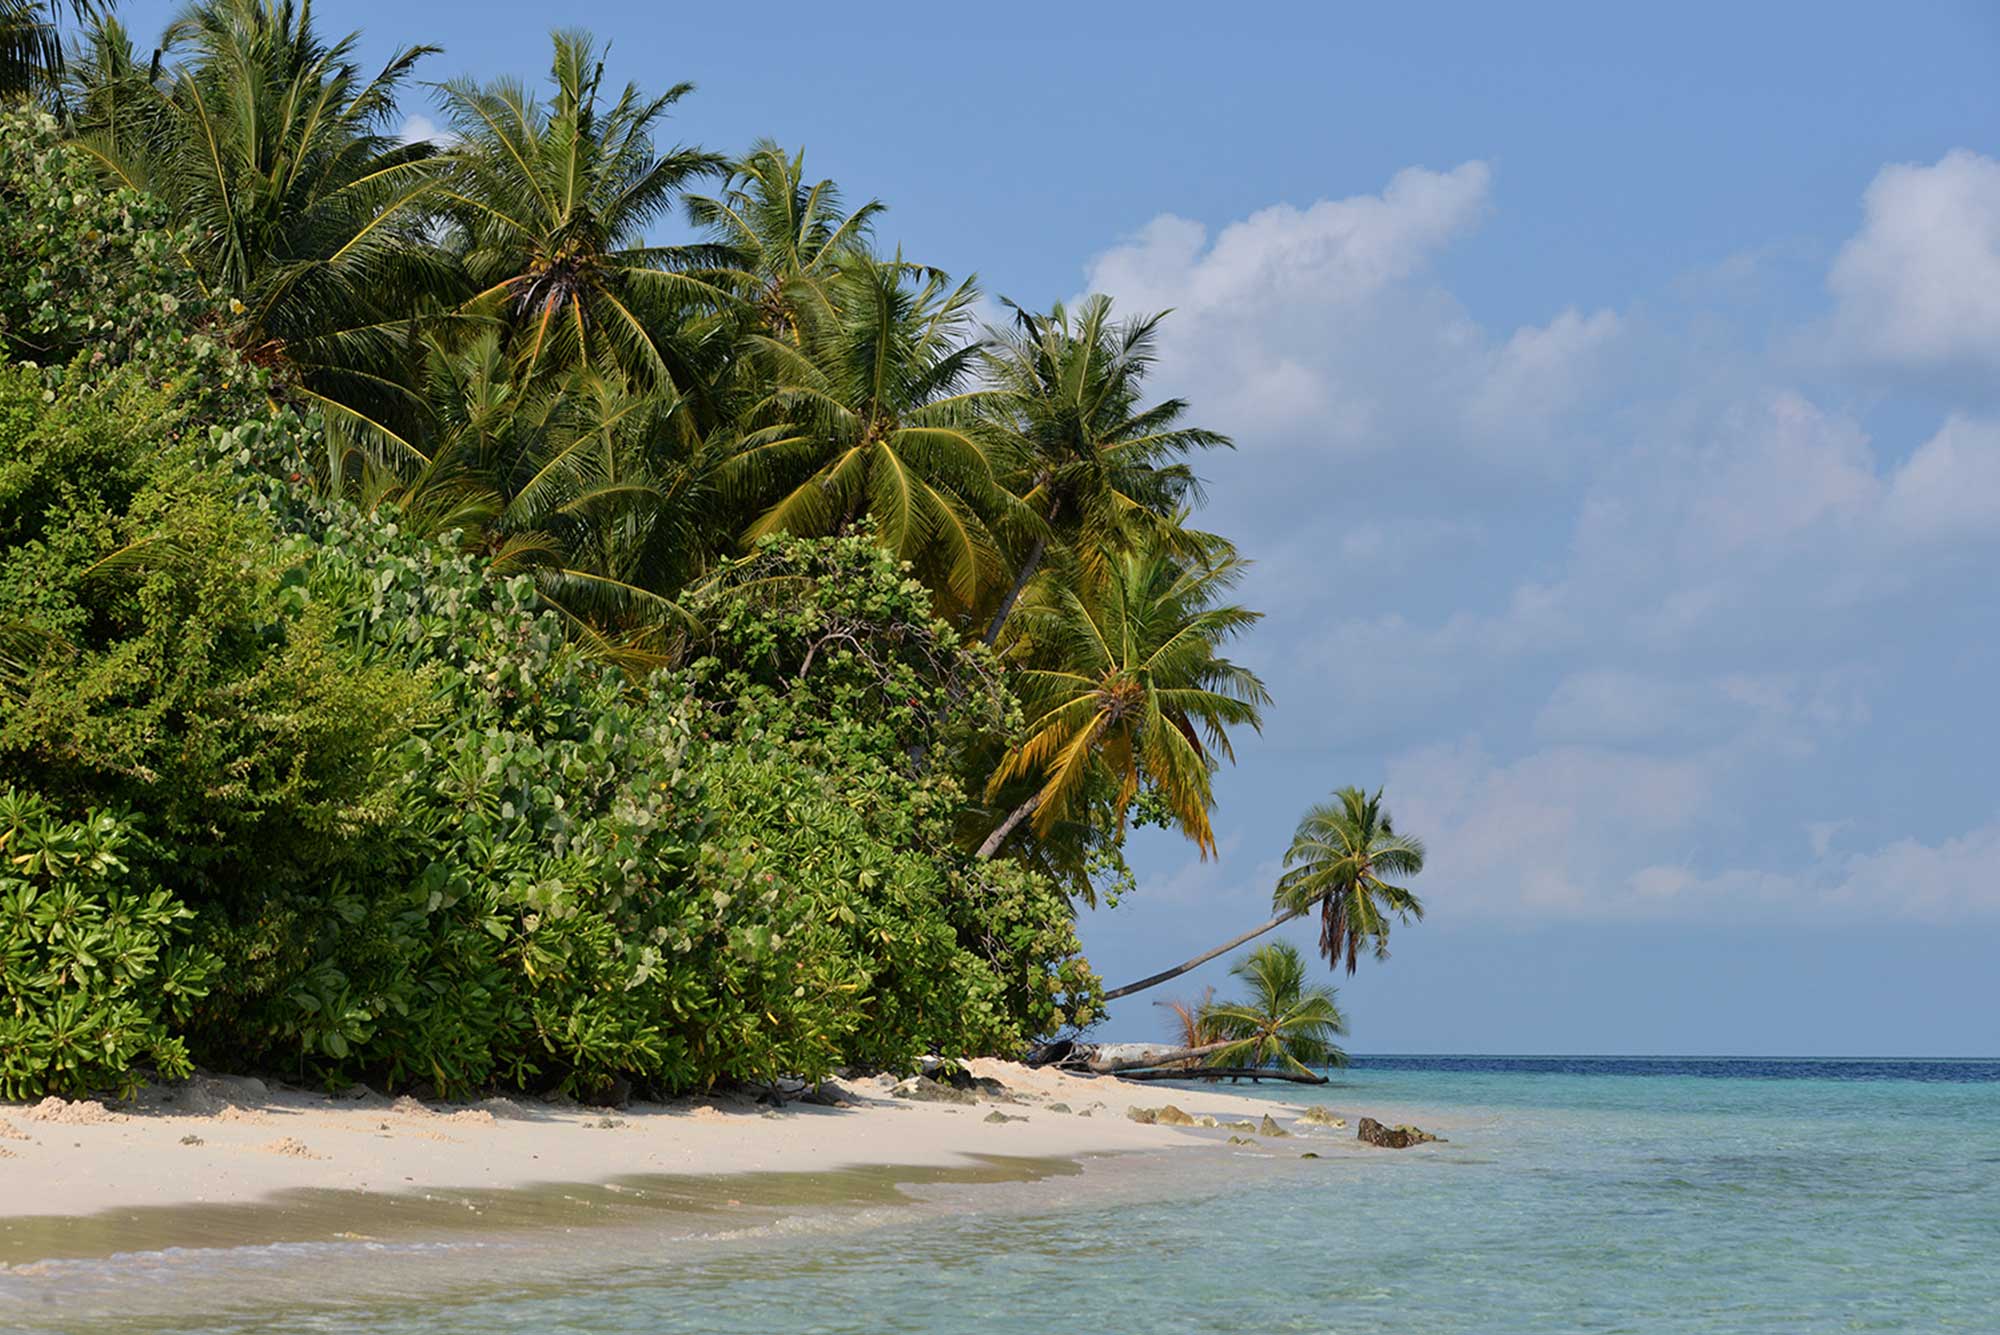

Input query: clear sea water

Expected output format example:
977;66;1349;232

9;1056;1999;1334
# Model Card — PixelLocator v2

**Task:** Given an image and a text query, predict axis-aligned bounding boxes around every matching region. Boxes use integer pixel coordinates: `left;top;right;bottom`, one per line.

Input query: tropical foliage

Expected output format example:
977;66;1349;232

1201;942;1348;1076
1276;786;1427;973
983;535;1268;857
0;0;1430;1100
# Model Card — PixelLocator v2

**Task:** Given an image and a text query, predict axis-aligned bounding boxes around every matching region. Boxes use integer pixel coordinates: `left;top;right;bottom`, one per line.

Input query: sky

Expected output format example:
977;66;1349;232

122;0;2000;1054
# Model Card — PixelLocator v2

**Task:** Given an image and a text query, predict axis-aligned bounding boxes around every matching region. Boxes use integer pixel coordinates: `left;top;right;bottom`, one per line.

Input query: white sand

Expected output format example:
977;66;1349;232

0;1061;1309;1220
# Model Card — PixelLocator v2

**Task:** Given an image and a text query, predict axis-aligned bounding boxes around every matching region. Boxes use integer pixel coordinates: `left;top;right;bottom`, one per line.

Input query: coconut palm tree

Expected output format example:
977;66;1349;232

687;139;883;344
1276;784;1426;974
980;296;1228;645
371;329;721;650
726;252;1007;605
978;534;1267;859
1201;941;1347;1077
1101;785;1425;1001
432;30;727;392
1;0;98;100
66;0;457;460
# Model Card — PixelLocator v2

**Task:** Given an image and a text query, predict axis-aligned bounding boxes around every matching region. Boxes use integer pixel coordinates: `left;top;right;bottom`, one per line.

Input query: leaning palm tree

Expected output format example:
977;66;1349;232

727;252;1007;605
1202;941;1348;1077
1276;785;1427;974
687;139;883;344
980;295;1228;645
432;30;728;391
1101;785;1425;1001
978;533;1267;858
66;0;457;459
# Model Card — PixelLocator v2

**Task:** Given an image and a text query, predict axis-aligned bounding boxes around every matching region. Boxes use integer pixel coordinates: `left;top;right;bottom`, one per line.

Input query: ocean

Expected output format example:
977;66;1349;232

9;1056;1999;1334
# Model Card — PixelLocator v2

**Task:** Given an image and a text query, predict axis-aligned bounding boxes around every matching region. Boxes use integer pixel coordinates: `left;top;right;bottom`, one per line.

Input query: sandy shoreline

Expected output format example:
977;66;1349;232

0;1060;1314;1230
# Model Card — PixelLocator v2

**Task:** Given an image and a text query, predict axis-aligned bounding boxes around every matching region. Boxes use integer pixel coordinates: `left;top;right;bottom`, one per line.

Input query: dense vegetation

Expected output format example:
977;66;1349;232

0;0;1420;1100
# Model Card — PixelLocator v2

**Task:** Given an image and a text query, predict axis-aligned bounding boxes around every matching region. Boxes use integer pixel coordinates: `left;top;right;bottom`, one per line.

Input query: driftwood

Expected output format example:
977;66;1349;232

1026;1039;1224;1073
1033;1040;1236;1074
1114;1066;1329;1086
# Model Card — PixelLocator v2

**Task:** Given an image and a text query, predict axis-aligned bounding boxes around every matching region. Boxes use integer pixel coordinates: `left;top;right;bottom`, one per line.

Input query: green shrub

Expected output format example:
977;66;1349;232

0;107;259;417
0;369;1099;1099
0;788;217;1099
0;369;423;913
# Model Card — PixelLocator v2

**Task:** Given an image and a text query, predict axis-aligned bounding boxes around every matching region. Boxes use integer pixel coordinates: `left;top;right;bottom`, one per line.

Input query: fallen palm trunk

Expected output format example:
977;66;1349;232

1025;1039;1235;1074
1114;1066;1328;1085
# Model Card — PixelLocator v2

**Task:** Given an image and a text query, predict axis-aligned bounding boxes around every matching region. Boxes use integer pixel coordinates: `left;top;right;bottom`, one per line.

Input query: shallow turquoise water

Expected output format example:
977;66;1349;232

14;1058;2000;1333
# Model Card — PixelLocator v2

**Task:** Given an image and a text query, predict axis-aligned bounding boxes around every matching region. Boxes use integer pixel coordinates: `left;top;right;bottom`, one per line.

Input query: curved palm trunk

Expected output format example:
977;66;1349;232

982;533;1046;646
975;792;1041;860
1100;907;1304;1001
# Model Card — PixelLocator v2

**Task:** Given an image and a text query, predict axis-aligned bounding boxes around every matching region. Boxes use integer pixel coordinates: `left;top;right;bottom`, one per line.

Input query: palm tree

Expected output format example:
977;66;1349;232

432;30;727;391
726;252;1006;605
67;0;457;459
687;139;883;343
1;0;97;100
1202;941;1347;1077
1276;785;1426;974
978;534;1267;858
372;329;720;649
980;296;1228;645
1154;985;1217;1068
1101;785;1425;1001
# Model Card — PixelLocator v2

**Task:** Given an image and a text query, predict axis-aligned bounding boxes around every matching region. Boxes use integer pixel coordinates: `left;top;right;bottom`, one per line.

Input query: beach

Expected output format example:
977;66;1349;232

0;1060;1307;1235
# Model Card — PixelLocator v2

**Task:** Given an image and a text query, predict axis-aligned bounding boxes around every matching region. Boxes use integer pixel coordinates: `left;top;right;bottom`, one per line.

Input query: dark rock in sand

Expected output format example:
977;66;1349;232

893;1076;979;1105
1356;1116;1444;1148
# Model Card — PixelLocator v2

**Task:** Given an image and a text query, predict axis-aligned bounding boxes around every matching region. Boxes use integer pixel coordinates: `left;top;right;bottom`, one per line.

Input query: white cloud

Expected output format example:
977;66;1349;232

1081;162;1621;455
397;114;450;147
1389;736;2000;922
1087;163;1492;318
1071;150;2000;932
1826;149;2000;378
1465;307;1622;437
1884;413;2000;536
1618;817;2000;923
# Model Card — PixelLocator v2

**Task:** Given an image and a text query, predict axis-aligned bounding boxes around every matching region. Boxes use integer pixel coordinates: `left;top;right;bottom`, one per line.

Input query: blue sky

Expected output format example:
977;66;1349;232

125;0;2000;1054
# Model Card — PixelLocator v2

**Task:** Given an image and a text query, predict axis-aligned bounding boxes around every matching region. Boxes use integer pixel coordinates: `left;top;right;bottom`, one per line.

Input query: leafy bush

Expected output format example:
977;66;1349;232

0;369;423;914
0;788;217;1099
0;107;258;415
0;150;1102;1097
187;419;1098;1096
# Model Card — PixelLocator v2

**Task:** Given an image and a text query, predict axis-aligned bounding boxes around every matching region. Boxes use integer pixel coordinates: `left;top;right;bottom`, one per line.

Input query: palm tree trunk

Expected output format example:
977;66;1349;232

1115;1066;1328;1086
1100;908;1304;1001
982;534;1047;646
1067;1040;1236;1074
975;792;1041;860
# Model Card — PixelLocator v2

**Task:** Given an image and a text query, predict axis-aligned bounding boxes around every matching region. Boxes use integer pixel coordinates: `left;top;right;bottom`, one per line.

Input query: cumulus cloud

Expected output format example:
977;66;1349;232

1072;148;1999;936
1081;163;1620;455
1825;149;2000;379
1087;163;1492;317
